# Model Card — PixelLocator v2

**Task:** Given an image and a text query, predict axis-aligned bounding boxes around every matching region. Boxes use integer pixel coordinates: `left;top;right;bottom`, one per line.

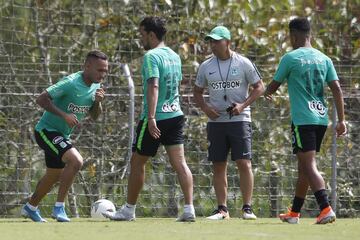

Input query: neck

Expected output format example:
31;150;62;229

294;39;312;49
151;41;165;49
217;49;232;60
82;72;92;86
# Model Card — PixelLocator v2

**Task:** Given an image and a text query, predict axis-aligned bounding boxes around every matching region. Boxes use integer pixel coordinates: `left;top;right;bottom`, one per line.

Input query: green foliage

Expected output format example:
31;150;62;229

0;0;359;217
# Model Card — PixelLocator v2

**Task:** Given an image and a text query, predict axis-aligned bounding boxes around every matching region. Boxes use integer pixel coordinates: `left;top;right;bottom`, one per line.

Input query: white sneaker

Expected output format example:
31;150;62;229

206;209;230;220
176;212;196;222
103;205;135;221
242;208;257;220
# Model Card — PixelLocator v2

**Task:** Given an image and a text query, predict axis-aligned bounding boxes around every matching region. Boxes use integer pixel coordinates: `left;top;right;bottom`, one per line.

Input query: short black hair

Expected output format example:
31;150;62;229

86;50;108;62
140;16;167;41
289;17;311;34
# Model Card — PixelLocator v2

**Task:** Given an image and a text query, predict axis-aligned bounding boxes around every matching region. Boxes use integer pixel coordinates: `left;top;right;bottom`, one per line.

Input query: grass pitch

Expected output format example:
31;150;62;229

1;218;359;240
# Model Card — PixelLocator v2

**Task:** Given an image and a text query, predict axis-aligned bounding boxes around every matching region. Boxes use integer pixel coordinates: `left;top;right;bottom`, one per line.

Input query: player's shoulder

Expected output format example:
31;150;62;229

311;48;332;62
199;54;216;68
55;71;82;87
232;52;254;66
62;71;82;82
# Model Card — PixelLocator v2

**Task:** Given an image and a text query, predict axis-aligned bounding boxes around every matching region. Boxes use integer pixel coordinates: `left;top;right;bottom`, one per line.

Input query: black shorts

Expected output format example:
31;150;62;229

207;121;252;162
34;129;73;169
132;115;185;157
291;123;327;154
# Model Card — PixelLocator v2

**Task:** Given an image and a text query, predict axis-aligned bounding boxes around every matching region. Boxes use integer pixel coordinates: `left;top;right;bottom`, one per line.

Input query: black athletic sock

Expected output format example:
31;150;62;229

218;205;228;212
291;196;305;213
242;204;252;213
314;189;330;211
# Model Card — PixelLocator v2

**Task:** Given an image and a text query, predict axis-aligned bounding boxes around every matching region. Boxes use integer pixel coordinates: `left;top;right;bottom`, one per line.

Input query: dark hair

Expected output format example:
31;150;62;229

85;50;108;62
289;17;311;34
140;16;167;41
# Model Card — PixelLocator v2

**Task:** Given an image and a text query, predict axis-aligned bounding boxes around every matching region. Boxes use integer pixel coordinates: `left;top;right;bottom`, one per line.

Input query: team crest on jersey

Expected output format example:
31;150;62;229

230;68;239;76
308;100;327;117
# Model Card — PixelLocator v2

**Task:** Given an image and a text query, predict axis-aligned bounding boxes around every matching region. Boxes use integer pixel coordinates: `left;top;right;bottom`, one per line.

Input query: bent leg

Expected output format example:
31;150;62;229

295;158;310;198
57;148;83;202
29;168;63;206
296;151;325;192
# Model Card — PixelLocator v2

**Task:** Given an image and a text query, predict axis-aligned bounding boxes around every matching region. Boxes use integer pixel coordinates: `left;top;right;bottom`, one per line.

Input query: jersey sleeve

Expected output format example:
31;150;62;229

325;58;339;83
46;78;73;99
243;58;262;85
142;52;160;82
273;54;291;83
194;63;208;88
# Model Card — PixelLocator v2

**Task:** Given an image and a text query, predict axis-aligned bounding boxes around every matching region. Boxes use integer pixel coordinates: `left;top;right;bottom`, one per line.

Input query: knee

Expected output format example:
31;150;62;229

68;156;83;171
176;162;191;176
237;160;252;172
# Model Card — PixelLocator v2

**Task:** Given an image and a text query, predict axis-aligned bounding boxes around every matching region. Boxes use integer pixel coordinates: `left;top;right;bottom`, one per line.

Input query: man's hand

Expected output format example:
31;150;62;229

203;105;220;120
264;91;274;101
336;121;347;137
264;81;282;101
230;102;245;116
148;118;161;139
64;113;79;128
94;88;105;103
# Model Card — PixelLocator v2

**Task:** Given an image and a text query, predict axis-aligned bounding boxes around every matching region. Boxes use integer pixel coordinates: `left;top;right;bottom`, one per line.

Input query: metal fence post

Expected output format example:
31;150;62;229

331;100;337;212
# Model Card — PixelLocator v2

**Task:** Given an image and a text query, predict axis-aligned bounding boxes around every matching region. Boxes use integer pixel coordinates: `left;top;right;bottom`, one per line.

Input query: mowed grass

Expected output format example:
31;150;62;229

1;218;359;240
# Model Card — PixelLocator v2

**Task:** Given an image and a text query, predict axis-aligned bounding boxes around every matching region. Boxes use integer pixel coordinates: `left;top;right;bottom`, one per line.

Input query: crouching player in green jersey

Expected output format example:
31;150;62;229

22;50;108;222
265;18;346;224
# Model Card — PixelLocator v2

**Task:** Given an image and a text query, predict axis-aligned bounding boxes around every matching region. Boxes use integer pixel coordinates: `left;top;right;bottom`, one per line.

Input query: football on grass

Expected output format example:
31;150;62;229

90;199;116;219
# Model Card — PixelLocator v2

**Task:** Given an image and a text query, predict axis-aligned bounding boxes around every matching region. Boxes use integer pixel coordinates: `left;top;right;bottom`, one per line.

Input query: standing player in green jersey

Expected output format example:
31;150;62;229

21;50;108;222
104;16;195;222
265;17;347;224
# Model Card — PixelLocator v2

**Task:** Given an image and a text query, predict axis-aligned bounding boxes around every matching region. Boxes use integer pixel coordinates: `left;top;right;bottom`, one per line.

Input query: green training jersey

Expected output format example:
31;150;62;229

35;71;100;138
141;47;183;121
273;47;338;126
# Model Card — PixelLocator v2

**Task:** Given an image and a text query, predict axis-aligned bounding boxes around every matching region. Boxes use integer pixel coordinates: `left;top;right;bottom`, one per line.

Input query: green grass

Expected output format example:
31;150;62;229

1;218;359;240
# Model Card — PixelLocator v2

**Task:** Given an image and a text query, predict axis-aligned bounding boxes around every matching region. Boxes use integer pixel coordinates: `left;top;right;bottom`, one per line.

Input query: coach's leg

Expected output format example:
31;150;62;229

29;168;62;206
57;148;83;202
166;144;193;205
127;152;150;204
235;159;253;206
212;161;227;207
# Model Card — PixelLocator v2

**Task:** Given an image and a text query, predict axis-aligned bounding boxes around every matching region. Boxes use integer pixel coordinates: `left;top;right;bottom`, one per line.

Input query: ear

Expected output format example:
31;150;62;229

148;31;156;40
84;59;92;69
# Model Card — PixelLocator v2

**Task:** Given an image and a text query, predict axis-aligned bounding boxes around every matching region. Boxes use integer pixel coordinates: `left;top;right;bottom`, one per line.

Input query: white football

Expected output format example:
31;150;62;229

91;199;116;219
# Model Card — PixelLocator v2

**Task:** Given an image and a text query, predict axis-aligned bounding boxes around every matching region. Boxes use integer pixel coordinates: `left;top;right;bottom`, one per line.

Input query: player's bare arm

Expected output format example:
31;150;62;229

36;90;79;127
328;80;347;137
193;85;220;120
231;80;265;115
264;80;282;101
89;88;105;120
147;77;161;139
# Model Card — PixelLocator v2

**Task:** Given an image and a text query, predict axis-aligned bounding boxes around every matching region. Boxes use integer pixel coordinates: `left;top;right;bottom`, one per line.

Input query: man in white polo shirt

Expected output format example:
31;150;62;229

194;26;264;220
